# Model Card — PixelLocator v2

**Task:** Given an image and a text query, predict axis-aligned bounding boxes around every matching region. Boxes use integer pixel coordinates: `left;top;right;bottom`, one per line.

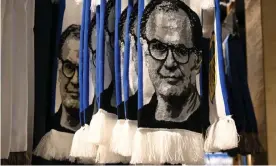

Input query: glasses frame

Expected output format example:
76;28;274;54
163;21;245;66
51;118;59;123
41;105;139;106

60;58;79;79
144;38;200;65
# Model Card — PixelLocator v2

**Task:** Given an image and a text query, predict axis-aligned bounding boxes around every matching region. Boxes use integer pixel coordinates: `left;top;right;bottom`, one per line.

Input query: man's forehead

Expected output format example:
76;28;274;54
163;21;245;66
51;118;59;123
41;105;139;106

145;8;193;47
61;38;79;64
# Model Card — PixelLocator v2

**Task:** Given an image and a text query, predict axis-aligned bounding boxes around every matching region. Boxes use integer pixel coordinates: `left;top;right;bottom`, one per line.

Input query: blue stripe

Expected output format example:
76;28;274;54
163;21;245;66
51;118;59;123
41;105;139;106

123;0;134;116
99;0;106;106
96;6;100;108
114;0;122;106
215;0;230;116
51;0;65;115
79;0;87;125
83;0;92;123
137;0;144;109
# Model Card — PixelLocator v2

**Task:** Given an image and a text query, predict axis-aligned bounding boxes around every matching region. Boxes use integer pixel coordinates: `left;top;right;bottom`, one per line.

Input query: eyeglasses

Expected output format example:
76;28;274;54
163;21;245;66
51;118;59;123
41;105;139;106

60;59;79;78
145;38;201;64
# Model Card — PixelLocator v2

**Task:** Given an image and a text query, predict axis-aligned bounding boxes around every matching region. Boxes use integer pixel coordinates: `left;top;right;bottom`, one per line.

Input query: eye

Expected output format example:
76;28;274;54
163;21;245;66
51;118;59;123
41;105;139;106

151;41;167;53
174;47;189;57
63;62;75;73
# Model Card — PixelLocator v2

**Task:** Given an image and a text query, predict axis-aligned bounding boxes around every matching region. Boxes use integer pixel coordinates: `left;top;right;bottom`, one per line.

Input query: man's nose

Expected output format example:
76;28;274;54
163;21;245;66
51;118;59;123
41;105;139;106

164;49;177;69
70;70;79;85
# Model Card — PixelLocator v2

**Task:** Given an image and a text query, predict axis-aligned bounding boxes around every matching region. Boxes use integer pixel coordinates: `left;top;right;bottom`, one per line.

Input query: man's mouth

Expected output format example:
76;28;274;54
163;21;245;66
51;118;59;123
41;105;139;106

67;91;79;99
160;75;181;85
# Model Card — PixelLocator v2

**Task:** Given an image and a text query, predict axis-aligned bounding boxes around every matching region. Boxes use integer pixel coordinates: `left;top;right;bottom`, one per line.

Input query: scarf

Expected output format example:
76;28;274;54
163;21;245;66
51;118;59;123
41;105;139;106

110;0;129;155
34;0;84;162
88;0;118;146
131;0;206;164
69;0;98;164
89;0;129;163
204;0;239;153
223;34;263;155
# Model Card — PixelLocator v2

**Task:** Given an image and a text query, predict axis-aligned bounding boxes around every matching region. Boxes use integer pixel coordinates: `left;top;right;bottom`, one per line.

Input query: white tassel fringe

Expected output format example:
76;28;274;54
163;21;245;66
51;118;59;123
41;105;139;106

130;128;205;165
110;120;126;154
119;120;138;157
89;108;117;145
33;129;74;161
96;145;130;164
204;115;239;152
70;125;98;164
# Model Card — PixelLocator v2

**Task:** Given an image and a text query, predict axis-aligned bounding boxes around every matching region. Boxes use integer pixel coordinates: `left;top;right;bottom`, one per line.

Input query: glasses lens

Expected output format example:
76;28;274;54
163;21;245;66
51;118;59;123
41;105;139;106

63;61;75;78
173;47;190;64
149;40;167;60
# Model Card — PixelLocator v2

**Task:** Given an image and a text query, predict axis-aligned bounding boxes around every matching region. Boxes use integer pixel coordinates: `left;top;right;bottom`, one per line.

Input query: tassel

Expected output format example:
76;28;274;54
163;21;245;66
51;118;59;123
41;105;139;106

70;125;98;164
119;120;137;156
204;116;239;152
96;145;130;164
110;120;126;154
131;128;205;164
33;129;74;161
69;126;84;159
89;109;117;144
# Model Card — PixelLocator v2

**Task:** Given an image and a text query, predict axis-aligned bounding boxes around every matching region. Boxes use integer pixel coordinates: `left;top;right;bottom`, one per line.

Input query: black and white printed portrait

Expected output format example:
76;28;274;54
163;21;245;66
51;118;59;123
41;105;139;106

141;0;202;123
58;24;81;131
119;7;128;100
89;15;97;89
129;3;138;75
105;0;116;73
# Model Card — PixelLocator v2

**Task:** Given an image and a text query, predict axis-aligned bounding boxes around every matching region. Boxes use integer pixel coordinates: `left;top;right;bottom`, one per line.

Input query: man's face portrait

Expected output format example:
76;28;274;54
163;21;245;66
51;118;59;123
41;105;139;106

58;25;82;131
141;0;202;122
144;5;201;99
59;36;80;112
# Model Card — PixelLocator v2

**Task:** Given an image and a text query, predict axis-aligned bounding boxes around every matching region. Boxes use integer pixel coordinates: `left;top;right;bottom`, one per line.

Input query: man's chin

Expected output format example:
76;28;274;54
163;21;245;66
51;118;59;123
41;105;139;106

62;98;79;110
157;85;184;98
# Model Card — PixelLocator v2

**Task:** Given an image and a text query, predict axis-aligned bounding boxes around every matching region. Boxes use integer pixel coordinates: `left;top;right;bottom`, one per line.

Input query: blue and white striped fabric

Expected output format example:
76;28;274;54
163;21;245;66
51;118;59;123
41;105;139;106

204;0;238;153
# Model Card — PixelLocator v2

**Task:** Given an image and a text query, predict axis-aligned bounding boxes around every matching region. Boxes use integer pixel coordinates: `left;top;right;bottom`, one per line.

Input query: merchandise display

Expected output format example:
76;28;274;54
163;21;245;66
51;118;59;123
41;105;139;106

29;0;262;165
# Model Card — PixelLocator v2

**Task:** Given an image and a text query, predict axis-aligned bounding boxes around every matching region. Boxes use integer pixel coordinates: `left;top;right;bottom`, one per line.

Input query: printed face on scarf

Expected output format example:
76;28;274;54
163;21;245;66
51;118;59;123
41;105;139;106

130;8;138;74
90;17;97;87
105;1;115;71
59;27;80;113
141;1;201;100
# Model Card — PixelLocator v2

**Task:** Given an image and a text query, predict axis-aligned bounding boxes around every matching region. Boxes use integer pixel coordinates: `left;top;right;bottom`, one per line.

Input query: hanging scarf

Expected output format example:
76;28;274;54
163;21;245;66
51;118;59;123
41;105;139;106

88;0;118;146
33;0;85;162
88;0;129;163
204;0;238;153
69;0;98;163
131;0;205;164
110;0;129;155
223;34;263;155
120;0;138;157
